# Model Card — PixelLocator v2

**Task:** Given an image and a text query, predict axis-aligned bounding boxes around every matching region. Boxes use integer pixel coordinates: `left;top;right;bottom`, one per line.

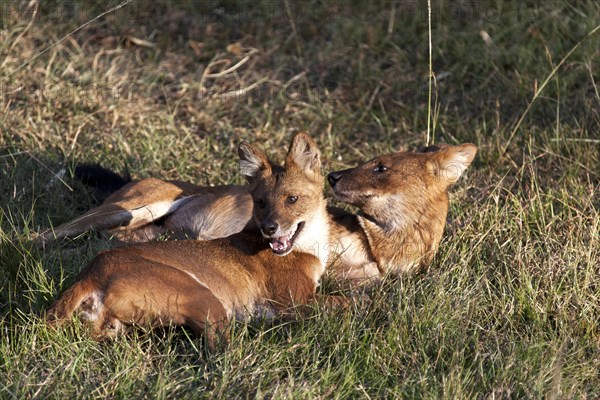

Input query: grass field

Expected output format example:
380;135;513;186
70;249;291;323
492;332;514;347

1;0;599;398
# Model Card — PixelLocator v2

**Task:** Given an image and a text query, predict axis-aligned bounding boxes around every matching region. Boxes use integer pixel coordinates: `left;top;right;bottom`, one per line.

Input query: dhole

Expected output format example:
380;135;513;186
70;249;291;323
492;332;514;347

37;174;253;243
40;141;476;285
46;133;345;348
326;143;477;282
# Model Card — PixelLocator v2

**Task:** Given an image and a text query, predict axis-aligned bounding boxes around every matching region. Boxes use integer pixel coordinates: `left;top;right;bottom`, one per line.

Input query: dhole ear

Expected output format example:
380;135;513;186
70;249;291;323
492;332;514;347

429;143;477;184
238;141;272;182
285;132;321;181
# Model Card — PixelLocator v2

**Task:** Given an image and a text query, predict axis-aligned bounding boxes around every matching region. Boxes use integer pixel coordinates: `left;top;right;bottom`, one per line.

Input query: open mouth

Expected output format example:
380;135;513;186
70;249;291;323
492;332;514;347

268;222;305;256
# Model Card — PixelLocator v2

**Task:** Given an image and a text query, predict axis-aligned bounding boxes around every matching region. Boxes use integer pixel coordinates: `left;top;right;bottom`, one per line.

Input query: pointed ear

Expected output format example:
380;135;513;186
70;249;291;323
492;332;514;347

238;141;272;182
429;143;477;184
285;132;321;181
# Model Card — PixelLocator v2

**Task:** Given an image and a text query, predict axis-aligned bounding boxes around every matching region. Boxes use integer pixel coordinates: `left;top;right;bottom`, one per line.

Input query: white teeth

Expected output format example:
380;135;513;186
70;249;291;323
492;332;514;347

269;242;274;249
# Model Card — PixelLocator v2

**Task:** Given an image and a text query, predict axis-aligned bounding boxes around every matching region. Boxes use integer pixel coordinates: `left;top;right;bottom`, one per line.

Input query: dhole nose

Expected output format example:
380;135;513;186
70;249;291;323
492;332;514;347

261;222;279;235
328;172;342;187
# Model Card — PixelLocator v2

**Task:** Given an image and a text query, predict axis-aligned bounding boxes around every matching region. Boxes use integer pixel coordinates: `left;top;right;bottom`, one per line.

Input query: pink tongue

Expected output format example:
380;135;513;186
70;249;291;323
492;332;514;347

271;236;291;252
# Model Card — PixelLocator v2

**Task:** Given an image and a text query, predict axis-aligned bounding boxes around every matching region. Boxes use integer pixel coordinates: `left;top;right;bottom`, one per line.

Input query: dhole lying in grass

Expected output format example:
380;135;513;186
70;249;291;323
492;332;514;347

40;141;476;284
46;133;347;348
326;143;477;282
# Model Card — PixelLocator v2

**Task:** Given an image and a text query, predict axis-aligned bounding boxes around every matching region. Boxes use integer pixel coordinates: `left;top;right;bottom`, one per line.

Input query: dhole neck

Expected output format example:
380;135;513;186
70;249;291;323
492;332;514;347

358;192;450;274
295;205;331;268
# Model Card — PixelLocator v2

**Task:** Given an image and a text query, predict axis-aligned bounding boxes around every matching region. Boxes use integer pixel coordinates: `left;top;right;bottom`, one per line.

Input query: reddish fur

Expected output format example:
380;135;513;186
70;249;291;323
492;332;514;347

327;143;478;283
37;178;251;243
39;140;476;287
46;133;344;348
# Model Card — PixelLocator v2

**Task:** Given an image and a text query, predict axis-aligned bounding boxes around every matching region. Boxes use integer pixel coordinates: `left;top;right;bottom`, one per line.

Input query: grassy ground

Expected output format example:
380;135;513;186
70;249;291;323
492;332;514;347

1;0;599;398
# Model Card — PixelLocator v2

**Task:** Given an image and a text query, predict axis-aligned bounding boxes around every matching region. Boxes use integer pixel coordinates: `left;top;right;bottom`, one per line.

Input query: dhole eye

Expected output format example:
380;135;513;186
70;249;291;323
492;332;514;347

255;199;266;209
373;165;388;173
287;196;298;204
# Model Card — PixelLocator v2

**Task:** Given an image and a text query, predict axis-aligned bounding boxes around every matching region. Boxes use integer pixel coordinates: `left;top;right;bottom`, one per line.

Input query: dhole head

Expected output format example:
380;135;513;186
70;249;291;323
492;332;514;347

238;132;326;256
327;143;477;227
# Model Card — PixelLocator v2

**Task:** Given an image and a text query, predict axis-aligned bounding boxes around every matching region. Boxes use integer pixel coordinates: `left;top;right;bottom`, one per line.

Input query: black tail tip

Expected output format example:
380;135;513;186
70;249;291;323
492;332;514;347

74;163;132;204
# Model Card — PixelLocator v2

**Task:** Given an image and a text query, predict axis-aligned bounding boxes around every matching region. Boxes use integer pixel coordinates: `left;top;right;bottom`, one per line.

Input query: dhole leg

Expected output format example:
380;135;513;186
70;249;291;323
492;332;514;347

333;262;382;286
183;290;229;351
46;281;98;326
186;317;229;351
37;203;132;243
91;313;126;339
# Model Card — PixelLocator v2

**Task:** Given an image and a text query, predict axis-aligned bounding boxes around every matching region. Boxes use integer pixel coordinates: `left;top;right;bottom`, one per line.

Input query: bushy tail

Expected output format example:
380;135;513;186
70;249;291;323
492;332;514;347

74;163;132;204
46;280;96;326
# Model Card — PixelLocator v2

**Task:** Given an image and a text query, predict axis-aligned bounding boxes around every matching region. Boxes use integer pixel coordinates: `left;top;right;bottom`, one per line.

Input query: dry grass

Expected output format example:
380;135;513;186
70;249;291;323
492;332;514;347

1;1;599;398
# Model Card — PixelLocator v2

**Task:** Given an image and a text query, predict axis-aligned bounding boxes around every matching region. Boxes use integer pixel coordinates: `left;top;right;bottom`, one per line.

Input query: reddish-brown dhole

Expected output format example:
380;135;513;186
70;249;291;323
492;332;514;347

46;133;347;348
326;143;477;283
40;141;476;286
